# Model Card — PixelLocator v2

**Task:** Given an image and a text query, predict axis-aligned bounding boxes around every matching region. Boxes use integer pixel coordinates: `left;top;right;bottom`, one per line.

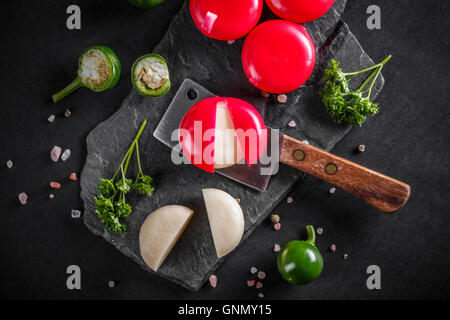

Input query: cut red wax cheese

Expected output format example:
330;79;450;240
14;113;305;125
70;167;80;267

265;0;336;23
189;0;263;41
242;20;316;93
179;97;267;173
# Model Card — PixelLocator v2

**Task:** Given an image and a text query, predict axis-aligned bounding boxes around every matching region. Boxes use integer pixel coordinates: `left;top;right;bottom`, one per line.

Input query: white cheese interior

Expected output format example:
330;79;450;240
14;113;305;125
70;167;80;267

136;57;169;89
139;205;194;271
213;101;245;169
202;188;244;258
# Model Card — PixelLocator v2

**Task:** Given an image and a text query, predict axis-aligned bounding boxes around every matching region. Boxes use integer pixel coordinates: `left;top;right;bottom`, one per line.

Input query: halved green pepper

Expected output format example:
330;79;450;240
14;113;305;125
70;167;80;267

277;225;324;285
129;0;165;9
131;54;170;97
52;45;121;103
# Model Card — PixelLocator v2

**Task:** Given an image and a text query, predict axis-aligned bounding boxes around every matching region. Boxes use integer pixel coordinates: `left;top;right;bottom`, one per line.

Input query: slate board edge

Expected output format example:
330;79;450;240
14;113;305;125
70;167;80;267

80;22;385;291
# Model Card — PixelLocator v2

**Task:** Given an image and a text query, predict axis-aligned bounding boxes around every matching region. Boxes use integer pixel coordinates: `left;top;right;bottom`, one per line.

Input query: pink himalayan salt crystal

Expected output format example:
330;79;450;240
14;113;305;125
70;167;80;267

69;173;78;181
257;271;266;280
261;90;270;98
247;280;255;287
316;227;323;235
273;244;281;252
256;282;263;289
227;40;235;45
108;280;115;288
18;192;28;205
288;120;296;128
286;197;293;204
50;181;61;189
277;94;288;103
49;194;55;199
209;274;217;288
235;198;240;204
274;223;281;231
51;146;62;162
330;244;336;252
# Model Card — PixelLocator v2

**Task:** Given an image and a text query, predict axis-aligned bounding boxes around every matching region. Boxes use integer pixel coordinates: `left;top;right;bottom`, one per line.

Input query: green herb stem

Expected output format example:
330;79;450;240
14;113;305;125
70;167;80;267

305;225;316;245
111;120;148;180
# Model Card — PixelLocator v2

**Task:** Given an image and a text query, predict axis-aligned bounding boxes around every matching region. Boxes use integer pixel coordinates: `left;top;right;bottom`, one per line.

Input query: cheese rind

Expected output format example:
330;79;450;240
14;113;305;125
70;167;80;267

139;205;194;271
202;188;245;258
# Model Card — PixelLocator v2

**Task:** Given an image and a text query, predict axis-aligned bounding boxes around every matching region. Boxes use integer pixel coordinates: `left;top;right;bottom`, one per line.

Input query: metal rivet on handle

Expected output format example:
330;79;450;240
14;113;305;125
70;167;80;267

293;149;305;161
325;163;338;175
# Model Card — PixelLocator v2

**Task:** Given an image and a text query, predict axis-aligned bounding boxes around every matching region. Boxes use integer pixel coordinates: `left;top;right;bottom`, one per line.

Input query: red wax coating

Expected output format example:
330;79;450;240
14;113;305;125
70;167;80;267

242;20;316;93
265;0;336;23
189;0;263;41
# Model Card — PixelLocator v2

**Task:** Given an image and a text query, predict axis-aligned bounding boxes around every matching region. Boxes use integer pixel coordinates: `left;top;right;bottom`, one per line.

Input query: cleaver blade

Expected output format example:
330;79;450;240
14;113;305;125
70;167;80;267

153;78;277;192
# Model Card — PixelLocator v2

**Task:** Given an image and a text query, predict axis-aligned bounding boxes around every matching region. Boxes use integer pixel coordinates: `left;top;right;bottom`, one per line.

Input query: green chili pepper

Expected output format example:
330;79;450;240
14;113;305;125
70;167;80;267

277;225;323;285
131;53;170;97
52;45;121;103
129;0;165;9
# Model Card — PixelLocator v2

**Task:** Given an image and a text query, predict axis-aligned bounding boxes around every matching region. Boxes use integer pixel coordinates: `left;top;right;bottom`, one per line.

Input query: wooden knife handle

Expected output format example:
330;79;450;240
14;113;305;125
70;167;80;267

280;135;410;213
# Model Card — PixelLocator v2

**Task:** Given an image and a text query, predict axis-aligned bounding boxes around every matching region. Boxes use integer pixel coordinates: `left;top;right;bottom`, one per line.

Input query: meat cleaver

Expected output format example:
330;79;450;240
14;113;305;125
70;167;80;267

154;79;410;213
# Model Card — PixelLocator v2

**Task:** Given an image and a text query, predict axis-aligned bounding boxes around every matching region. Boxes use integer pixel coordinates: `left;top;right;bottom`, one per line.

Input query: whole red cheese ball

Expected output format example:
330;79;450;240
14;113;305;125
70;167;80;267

265;0;336;23
242;20;316;94
189;0;263;41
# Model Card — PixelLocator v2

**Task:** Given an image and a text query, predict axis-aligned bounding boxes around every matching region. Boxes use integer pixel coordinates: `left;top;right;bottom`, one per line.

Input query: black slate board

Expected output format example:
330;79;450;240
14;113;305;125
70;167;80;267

80;0;384;291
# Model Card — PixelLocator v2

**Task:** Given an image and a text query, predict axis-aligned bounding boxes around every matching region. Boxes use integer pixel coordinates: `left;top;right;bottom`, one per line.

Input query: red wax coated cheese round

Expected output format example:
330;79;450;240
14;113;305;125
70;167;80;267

265;0;336;23
242;20;316;93
179;97;267;173
189;0;263;41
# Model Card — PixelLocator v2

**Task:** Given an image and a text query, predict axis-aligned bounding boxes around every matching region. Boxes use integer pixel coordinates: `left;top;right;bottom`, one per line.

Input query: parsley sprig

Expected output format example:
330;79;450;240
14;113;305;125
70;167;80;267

94;120;154;233
320;55;391;126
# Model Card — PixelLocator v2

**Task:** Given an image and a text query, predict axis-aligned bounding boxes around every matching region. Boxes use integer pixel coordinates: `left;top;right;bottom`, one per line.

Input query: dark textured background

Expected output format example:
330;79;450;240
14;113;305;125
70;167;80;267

0;0;449;299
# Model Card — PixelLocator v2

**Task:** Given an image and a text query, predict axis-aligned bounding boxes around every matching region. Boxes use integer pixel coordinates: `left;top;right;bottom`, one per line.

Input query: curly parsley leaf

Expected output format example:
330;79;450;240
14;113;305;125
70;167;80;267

320;55;391;126
93;120;155;234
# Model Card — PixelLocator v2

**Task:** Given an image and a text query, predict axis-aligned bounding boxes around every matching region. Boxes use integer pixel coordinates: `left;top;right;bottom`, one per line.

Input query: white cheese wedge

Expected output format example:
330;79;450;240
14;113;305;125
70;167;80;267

213;100;245;169
139;205;194;271
202;188;244;258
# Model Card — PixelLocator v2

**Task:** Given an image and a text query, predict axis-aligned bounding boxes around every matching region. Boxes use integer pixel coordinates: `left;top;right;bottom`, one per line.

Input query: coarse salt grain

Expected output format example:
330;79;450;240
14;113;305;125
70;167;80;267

50;181;61;189
343;253;349;259
69;173;78;181
274;223;281;231
18;192;28;205
51;146;62;162
71;210;81;218
287;197;293;204
277;94;287;103
273;244;281;252
227;40;235;45
64;108;71;117
330;244;336;252
209;274;217;288
250;267;258;274
288;120;296;128
235;198;240;204
316;227;323;235
271;214;280;223
258;292;264;298
261;90;270;98
61;149;71;161
257;271;266;280
329;187;336;194
358;144;366;152
48;115;55;123
6;160;13;168
247;280;255;287
302;140;310;145
256;282;263;289
49;194;55;199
